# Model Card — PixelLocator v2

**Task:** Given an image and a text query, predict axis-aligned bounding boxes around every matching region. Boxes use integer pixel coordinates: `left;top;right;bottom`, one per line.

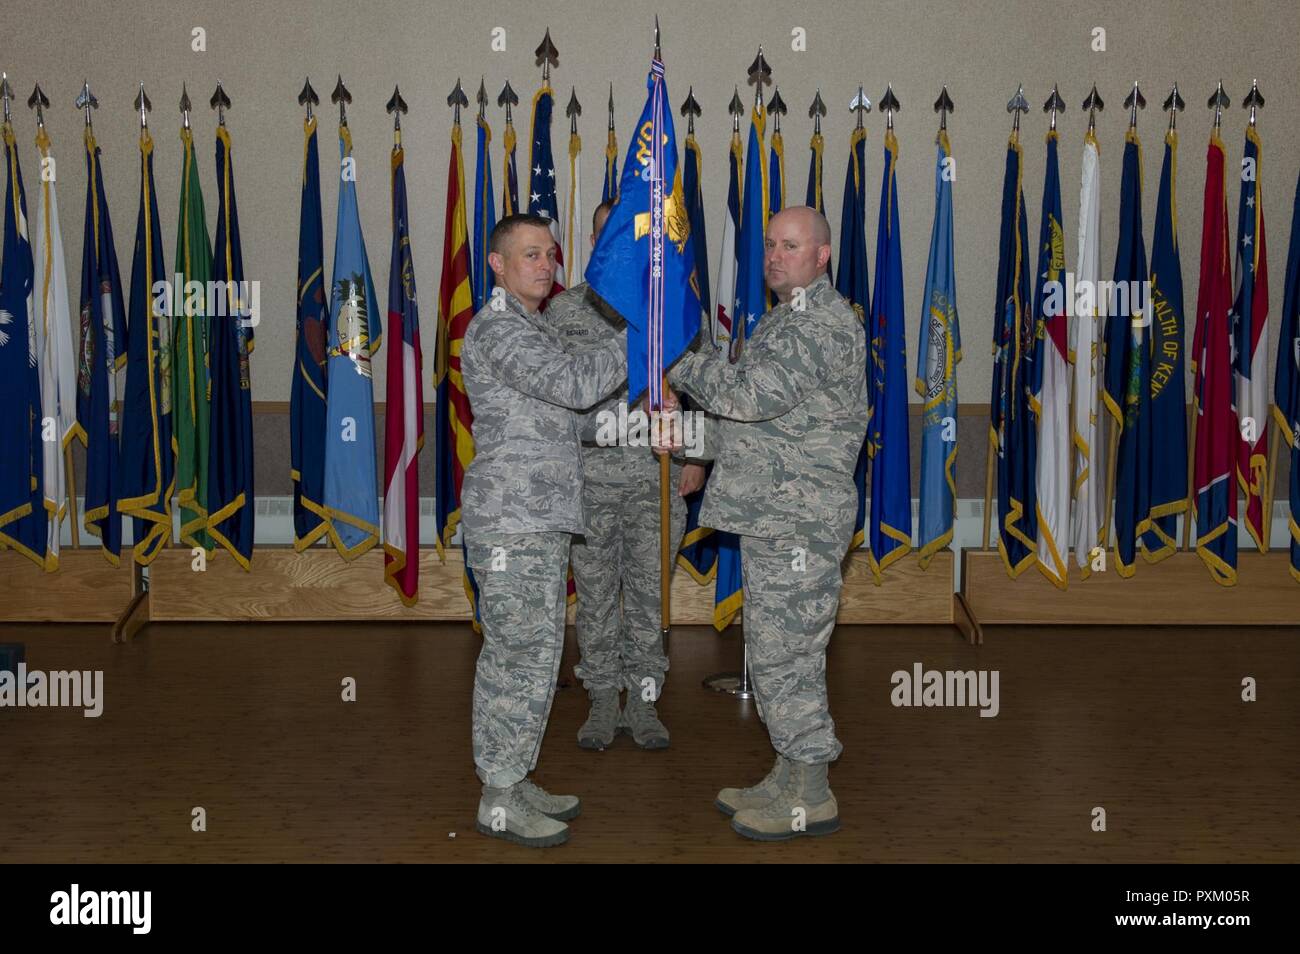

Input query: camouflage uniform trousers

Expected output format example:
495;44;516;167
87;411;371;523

739;530;851;765
571;448;686;698
466;530;571;788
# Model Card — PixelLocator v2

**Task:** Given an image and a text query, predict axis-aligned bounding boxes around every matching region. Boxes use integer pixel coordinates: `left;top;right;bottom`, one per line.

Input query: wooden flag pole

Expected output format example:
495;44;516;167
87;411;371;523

660;446;671;636
64;444;80;548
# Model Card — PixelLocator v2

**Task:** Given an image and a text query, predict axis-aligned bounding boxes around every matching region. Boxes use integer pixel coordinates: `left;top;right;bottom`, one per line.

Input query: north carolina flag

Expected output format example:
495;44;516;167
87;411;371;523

471;113;496;313
916;129;959;568
866;128;911;580
1142;129;1189;561
74;126;126;564
1274;170;1300;582
434;120;480;626
1231;126;1269;552
382;140;423;606
1032;130;1070;588
320;126;380;560
1071;131;1104;576
117;124;174;565
32;123;78;571
1191;132;1237;586
989;133;1037;576
0;120;45;567
206;124;255;568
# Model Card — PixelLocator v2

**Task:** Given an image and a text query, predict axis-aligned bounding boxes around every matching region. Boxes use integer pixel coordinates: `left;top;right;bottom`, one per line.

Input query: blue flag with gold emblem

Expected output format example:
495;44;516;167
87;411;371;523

73;127;126;563
207;123;255;568
1142;129;1188;561
916;129;959;568
322;126;380;559
0;121;46;566
866;128;911;579
1276;171;1300;582
837;125;871;550
118;125;174;565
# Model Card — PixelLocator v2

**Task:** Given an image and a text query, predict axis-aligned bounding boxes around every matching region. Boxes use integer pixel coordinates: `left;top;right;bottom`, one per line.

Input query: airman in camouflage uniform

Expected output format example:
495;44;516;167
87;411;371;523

665;206;868;841
461;214;627;847
545;202;706;751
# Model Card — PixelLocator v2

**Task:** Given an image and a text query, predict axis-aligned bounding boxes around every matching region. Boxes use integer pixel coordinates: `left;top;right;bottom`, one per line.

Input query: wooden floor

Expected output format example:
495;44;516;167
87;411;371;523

1;619;1296;862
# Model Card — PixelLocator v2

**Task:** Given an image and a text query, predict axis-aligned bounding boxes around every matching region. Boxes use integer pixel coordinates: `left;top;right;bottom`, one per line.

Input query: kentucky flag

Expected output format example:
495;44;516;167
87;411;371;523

291;115;330;549
866;128;911;579
207;124;255;568
916;129;959;568
321;125;380;560
472;112;496;313
676;125;717;584
1142;128;1188;561
989;133;1037;576
1232;126;1269;553
0;120;45;566
174;124;215;552
1191;132;1237;586
527;82;564;300
118;124;174;565
74;127;126;563
1275;170;1300;582
837;125;870;550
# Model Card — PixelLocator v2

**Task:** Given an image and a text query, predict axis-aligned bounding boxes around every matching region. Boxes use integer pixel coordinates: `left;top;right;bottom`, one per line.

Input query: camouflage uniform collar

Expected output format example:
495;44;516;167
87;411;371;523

499;286;547;323
772;271;833;315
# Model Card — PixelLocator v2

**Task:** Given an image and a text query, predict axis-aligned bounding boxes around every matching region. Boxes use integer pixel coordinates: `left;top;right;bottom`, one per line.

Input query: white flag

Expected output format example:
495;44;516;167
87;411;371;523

1070;134;1104;576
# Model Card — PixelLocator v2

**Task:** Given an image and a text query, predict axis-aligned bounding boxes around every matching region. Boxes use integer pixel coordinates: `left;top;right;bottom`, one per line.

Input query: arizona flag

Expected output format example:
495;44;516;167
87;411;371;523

866;127;911;579
382;138;423;606
989;132;1037;576
207;122;255;568
117;122;174;565
32;123;78;571
321;125;380;560
1191;132;1237;585
1033;130;1070;587
0;119;45;566
1274;170;1300;582
434;118;480;625
916;128;959;568
1231;126;1269;552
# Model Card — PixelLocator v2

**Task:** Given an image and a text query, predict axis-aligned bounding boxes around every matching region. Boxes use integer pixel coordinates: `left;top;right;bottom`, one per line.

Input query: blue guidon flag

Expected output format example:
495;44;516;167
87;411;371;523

586;54;702;410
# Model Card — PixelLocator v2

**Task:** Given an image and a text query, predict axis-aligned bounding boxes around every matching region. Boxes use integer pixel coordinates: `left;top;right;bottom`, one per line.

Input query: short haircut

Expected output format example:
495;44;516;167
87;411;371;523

489;213;554;255
592;199;615;231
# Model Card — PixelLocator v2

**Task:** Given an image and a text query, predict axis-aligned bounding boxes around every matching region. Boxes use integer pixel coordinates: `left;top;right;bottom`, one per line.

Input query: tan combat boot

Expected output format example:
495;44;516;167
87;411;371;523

730;761;840;841
578;688;621;751
476;783;570;848
714;754;790;817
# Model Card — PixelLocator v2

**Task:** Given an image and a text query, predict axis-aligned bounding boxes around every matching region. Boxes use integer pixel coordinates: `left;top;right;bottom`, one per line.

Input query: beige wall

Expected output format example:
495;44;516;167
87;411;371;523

4;0;1298;405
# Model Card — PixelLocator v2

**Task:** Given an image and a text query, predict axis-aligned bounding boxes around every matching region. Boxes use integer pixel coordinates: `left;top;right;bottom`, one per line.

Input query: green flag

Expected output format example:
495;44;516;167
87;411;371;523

172;126;213;549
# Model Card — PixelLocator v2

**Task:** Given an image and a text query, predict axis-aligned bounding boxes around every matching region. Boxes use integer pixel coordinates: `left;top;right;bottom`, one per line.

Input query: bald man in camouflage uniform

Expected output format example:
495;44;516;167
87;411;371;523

547;201;706;751
665;205;867;841
462;213;628;848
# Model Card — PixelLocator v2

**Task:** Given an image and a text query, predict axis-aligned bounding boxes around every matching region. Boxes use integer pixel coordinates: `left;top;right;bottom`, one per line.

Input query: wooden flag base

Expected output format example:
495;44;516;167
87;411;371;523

961;549;1298;626
0;550;135;624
